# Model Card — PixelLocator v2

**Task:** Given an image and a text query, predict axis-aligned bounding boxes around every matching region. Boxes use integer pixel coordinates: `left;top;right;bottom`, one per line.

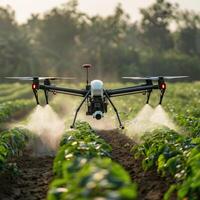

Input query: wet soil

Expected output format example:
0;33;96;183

0;151;53;200
97;129;176;200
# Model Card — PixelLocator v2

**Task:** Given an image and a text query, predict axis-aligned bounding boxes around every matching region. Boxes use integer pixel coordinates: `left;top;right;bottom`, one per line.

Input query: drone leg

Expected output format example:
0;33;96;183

146;90;152;104
33;89;39;105
104;91;124;129
70;91;90;129
44;90;49;104
159;90;165;105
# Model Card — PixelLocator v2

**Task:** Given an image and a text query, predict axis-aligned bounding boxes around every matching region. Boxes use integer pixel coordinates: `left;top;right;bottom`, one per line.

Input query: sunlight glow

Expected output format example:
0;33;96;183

0;0;200;23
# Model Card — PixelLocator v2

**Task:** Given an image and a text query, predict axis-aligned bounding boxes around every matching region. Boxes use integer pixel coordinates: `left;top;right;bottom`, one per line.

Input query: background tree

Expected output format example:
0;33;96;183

140;0;177;51
0;6;38;76
0;0;200;81
175;11;200;55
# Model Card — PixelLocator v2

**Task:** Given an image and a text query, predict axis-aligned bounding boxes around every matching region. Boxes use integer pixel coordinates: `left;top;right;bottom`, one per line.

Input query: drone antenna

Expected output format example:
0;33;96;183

82;64;92;86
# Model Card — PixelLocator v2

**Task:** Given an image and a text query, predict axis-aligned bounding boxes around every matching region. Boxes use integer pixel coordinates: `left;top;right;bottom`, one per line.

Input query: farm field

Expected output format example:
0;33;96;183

0;82;200;200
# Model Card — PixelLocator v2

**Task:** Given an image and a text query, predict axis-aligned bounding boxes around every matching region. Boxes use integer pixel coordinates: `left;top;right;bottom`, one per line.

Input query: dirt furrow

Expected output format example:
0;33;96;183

0;152;53;200
97;129;175;200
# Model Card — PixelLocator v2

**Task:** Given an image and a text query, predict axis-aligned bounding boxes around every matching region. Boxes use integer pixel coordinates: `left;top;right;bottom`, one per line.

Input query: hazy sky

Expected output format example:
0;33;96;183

0;0;200;23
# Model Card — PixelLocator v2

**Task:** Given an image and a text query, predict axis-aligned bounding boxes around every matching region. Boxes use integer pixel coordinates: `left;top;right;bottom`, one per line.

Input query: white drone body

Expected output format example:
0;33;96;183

90;80;104;119
91;80;104;97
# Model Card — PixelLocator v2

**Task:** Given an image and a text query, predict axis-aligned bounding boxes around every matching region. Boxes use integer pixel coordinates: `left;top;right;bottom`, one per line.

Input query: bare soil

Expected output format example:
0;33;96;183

0;128;176;200
0;151;53;200
97;129;176;200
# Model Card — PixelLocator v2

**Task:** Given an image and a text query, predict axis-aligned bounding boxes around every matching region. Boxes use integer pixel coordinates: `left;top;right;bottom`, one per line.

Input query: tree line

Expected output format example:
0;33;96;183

0;0;200;81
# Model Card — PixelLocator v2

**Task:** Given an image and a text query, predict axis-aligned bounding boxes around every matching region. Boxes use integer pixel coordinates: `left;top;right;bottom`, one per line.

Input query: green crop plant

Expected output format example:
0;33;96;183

0;127;30;173
48;121;137;200
132;127;200;199
0;99;34;123
48;158;137;200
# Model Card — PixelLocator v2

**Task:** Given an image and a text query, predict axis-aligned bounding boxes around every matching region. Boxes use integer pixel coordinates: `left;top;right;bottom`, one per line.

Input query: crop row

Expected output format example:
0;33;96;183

0;86;32;103
0;99;34;123
0;127;29;173
0;83;22;91
132;127;200;200
174;114;200;137
48;122;137;200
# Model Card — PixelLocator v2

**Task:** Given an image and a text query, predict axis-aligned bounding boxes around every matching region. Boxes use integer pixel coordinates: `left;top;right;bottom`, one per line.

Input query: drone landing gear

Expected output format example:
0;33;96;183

104;91;124;129
146;90;152;104
33;89;39;105
159;89;165;105
70;91;90;129
44;90;49;104
146;80;153;104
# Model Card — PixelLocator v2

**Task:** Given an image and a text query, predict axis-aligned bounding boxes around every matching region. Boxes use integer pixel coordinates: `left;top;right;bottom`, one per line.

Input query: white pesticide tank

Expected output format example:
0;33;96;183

91;80;104;97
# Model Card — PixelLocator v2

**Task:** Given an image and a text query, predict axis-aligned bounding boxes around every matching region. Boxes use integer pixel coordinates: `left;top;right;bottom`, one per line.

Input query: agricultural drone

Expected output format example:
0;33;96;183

7;64;188;129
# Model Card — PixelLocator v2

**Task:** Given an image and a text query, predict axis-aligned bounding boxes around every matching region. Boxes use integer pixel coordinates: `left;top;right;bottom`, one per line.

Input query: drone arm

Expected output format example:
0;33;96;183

39;85;87;97
106;84;159;97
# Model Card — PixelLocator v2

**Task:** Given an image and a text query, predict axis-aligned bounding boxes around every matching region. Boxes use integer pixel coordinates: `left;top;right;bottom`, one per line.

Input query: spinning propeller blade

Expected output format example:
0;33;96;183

159;76;188;80
6;77;75;81
122;76;188;81
6;77;35;81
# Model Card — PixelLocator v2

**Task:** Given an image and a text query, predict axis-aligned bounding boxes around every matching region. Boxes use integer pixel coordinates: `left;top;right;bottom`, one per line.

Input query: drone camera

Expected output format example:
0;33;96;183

96;113;102;120
93;111;103;120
